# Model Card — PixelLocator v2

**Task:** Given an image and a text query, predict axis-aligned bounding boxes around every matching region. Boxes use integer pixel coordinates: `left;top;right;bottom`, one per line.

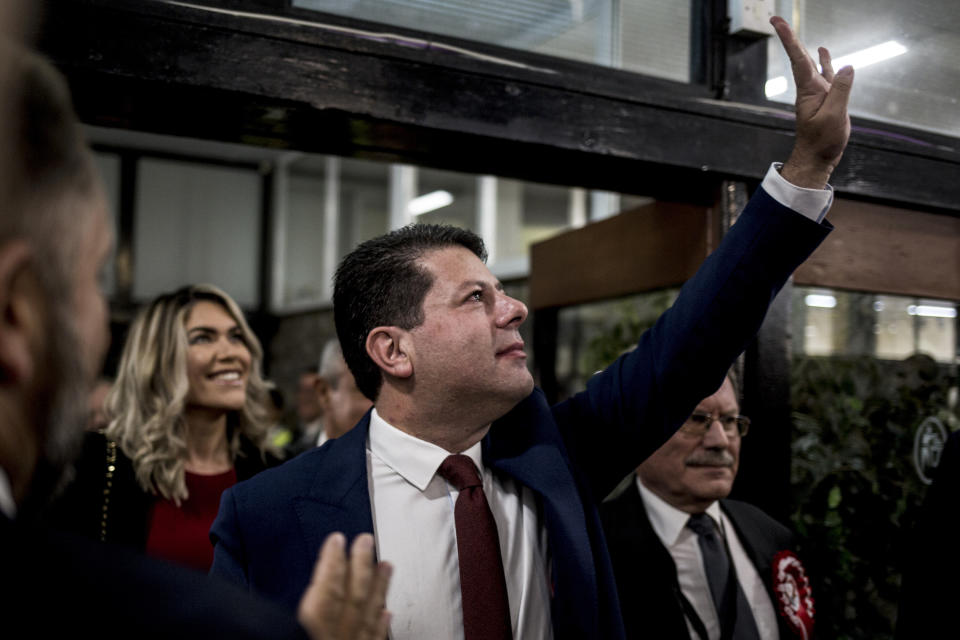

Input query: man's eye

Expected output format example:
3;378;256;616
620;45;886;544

469;290;483;302
688;413;710;425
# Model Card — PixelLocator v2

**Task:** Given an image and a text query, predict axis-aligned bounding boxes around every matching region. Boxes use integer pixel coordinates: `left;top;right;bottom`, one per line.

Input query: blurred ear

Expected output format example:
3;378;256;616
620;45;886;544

0;240;42;385
365;326;412;381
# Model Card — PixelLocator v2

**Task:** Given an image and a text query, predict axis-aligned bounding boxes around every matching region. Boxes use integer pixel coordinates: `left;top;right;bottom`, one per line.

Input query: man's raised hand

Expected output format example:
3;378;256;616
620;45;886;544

771;15;855;189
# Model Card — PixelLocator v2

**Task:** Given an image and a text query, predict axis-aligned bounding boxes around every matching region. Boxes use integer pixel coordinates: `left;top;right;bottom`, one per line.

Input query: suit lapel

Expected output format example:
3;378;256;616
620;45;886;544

484;392;599;637
720;501;795;638
293;413;375;556
606;482;698;639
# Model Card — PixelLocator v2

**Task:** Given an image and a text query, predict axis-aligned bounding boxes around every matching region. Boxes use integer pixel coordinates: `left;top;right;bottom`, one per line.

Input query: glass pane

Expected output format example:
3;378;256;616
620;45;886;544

292;0;691;82
495;179;571;267
284;158;327;306
338;158;389;260
92;151;120;297
555;289;680;399
792;287;957;363
790;285;959;637
133;158;261;307
412;167;477;231
766;0;960;137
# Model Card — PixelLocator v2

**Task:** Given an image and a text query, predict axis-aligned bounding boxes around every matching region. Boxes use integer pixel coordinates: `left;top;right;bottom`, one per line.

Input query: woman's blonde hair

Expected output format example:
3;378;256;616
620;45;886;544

104;284;276;503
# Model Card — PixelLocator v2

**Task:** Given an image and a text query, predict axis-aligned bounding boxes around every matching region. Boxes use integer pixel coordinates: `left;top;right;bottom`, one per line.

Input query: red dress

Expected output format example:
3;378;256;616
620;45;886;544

145;468;238;572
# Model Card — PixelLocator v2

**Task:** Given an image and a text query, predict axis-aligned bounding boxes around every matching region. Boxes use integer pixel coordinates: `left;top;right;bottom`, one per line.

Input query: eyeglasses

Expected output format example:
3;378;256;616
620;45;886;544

679;411;750;437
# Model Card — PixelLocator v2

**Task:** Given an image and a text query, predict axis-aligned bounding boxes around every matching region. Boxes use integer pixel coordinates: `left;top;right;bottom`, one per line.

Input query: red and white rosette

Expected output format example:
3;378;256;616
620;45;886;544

772;550;815;639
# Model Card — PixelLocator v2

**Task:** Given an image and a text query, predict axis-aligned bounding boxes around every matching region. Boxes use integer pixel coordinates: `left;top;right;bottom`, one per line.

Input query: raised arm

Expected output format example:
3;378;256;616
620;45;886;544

772;15;855;189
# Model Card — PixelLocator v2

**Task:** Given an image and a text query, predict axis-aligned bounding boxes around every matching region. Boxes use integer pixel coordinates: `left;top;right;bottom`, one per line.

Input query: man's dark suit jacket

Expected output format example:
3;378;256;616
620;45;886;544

600;482;801;639
896;429;960;638
2;513;307;639
210;187;830;640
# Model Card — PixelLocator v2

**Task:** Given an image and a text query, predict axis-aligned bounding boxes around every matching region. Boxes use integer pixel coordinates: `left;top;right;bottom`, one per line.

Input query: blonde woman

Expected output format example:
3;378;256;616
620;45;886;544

50;284;283;571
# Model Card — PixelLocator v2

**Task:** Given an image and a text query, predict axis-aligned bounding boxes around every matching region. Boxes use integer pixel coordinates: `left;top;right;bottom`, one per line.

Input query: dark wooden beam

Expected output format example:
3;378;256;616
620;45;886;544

37;0;960;214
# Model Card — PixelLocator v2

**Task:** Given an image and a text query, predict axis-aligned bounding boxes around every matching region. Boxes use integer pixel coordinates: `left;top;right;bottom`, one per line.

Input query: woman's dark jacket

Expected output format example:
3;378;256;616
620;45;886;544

47;430;283;551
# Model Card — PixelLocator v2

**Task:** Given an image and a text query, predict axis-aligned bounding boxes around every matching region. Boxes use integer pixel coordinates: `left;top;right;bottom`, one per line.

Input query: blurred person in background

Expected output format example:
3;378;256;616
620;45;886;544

50;283;284;571
282;366;324;455
0;40;390;639
314;339;372;446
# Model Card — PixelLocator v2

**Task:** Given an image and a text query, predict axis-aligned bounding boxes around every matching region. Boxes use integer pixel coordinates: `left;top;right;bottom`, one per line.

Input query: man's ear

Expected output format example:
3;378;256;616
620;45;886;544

365;326;413;381
0;240;41;385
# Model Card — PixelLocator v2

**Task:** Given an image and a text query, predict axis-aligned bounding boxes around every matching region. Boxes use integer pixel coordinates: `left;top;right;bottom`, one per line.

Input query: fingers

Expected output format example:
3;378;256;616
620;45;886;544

298;532;348;639
822;65;855;114
336;534;376;636
770;16;817;85
298;532;392;640
357;563;392;640
818;47;835;83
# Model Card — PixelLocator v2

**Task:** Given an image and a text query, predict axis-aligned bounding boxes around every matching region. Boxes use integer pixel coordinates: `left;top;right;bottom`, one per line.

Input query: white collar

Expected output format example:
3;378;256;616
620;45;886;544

368;408;484;491
0;465;17;519
636;476;721;547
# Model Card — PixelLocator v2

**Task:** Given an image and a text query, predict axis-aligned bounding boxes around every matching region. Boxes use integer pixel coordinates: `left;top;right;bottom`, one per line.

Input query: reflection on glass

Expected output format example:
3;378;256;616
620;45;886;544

793;287;957;363
292;0;690;82
414;167;477;231
133;158;261;307
495;178;571;270
790;284;959;638
766;0;960;137
338;158;389;260
283;160;327;306
555;289;679;400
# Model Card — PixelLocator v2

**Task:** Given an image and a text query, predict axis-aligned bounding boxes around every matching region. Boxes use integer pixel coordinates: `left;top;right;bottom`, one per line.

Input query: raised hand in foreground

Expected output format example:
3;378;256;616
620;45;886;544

298;533;392;640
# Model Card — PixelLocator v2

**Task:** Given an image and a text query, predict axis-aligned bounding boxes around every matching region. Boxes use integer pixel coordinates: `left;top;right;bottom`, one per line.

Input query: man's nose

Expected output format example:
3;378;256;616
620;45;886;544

496;292;528;328
701;418;731;448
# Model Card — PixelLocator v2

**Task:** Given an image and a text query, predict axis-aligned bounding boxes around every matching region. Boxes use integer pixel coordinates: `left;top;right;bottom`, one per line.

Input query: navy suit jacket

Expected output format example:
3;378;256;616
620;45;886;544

600;482;803;639
210;187;830;639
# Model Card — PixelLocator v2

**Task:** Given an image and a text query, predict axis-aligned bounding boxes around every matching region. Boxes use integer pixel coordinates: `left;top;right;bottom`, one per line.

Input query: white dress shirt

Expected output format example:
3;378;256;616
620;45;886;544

763;162;833;223
367;409;553;640
0;465;16;519
637;479;780;640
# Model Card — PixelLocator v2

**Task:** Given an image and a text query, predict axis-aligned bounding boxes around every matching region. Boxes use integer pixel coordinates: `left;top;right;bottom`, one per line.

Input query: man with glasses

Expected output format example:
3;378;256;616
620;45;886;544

600;374;813;640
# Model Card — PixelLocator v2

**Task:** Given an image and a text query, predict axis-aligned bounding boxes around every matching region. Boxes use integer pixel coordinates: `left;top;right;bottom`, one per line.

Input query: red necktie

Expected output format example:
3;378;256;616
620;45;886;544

438;454;512;640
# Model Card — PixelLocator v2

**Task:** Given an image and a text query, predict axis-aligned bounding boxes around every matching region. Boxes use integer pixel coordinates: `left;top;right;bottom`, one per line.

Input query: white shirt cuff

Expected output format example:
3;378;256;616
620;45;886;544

761;162;834;223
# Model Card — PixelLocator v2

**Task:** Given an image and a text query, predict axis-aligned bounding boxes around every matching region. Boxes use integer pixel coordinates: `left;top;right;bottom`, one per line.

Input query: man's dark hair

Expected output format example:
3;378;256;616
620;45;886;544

333;224;487;401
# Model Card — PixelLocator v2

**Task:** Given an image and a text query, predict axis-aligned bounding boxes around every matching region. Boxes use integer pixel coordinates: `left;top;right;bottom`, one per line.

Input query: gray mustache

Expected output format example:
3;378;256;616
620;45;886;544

685;450;735;467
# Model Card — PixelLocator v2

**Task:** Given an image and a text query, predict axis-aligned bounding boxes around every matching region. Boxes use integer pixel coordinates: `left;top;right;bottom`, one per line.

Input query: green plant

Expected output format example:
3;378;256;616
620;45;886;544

790;354;959;640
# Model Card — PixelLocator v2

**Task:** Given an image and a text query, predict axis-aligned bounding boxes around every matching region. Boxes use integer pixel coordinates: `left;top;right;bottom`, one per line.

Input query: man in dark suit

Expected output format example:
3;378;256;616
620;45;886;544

210;17;851;640
600;374;814;640
896;429;960;638
0;40;389;639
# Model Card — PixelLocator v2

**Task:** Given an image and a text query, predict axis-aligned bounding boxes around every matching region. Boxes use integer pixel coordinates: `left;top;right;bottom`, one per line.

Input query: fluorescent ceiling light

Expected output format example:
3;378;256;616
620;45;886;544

805;294;837;309
766;40;907;98
764;76;789;98
832;41;908;72
407;190;454;216
907;304;957;319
